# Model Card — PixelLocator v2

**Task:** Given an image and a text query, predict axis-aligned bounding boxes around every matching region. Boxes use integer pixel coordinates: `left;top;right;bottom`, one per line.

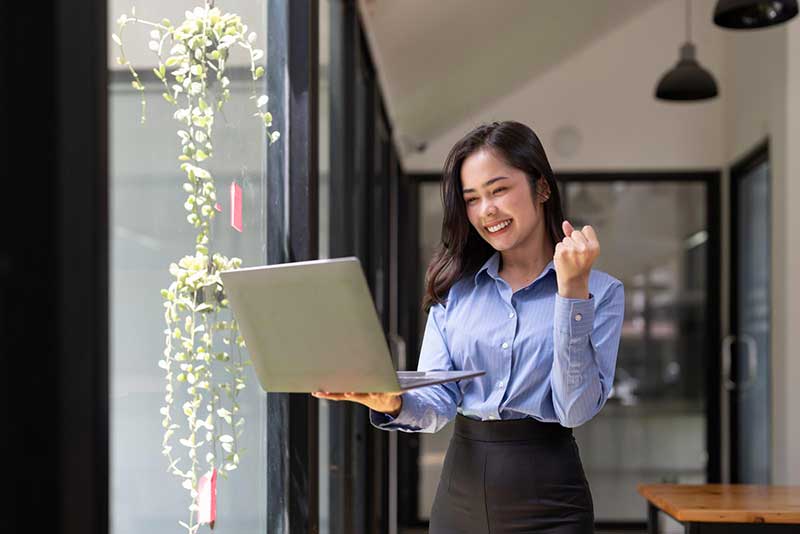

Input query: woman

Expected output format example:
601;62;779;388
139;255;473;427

313;120;625;533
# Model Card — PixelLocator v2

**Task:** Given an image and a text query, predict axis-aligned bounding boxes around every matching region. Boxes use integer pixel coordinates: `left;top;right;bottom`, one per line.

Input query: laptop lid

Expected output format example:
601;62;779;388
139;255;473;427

220;257;403;393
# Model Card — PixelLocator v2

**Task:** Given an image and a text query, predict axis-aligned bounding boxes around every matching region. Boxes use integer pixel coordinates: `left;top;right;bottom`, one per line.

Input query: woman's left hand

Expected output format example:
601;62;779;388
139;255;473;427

553;220;600;299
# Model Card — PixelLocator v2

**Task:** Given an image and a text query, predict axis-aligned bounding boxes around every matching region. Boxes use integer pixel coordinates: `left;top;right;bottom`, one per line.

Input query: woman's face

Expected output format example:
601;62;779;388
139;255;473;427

460;148;549;253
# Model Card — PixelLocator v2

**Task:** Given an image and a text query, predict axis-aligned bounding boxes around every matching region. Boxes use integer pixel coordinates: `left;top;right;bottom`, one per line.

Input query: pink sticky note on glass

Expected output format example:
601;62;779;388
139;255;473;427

230;182;243;233
197;468;217;526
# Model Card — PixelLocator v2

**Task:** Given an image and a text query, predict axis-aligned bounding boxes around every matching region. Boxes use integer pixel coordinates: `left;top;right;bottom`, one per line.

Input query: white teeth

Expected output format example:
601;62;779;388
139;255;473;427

487;219;511;233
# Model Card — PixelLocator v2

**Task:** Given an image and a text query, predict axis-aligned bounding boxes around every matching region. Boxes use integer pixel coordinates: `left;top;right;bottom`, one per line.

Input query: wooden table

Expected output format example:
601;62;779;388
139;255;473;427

638;484;800;533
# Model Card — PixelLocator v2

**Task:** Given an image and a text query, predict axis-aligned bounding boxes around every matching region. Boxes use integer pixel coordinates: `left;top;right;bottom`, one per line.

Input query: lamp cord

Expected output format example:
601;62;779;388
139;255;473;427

686;0;692;43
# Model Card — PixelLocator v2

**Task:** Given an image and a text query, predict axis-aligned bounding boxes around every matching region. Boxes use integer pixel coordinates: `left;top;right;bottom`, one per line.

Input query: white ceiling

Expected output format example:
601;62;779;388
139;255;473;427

357;0;666;151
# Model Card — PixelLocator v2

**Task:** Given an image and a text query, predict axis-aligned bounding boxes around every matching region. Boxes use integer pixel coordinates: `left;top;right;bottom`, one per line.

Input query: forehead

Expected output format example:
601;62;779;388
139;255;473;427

460;149;522;189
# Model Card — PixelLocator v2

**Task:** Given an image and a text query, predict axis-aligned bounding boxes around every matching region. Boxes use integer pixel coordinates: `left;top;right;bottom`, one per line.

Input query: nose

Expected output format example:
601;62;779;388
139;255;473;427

481;200;497;220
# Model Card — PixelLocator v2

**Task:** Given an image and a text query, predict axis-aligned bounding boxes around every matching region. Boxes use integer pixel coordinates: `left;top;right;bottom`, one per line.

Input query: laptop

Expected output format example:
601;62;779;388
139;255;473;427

219;257;484;393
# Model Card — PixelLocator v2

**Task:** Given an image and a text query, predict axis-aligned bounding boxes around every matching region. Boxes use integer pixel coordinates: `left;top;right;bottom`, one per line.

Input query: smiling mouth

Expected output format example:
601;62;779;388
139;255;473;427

485;219;512;233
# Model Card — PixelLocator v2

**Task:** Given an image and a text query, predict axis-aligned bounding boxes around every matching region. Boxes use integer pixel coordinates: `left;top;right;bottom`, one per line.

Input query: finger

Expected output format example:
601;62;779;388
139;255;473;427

562;220;574;237
313;392;347;401
582;225;598;244
570;230;589;248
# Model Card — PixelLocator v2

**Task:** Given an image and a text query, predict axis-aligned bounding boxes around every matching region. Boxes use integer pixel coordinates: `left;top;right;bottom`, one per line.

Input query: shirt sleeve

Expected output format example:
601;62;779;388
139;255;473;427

550;279;625;427
370;301;462;433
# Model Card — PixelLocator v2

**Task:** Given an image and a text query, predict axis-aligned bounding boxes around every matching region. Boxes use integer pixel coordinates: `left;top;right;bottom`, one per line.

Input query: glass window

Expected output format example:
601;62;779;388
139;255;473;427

564;180;709;523
414;179;711;524
108;2;277;532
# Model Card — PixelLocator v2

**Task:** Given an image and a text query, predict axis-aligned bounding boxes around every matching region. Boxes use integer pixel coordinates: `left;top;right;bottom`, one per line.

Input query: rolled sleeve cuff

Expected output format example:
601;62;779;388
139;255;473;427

369;393;423;432
555;293;595;338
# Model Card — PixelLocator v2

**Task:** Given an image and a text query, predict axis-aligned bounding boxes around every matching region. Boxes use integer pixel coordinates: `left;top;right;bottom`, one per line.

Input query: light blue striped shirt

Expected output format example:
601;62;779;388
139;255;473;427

371;251;625;432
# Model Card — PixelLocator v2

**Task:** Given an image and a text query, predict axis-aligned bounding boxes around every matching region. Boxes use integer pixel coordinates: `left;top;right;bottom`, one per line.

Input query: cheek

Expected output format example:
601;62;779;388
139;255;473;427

507;193;537;224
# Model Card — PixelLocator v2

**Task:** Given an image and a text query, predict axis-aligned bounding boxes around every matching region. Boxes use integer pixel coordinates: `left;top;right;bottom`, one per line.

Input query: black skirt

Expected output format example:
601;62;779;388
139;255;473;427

429;414;594;534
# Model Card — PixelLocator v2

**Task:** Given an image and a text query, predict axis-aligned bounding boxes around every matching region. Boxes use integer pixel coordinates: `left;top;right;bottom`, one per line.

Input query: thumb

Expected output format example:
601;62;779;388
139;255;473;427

562;220;574;237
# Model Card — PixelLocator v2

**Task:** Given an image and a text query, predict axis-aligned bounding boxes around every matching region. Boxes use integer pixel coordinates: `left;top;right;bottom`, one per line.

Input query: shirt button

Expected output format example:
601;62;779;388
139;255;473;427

508;311;515;318
501;342;509;349
574;313;583;322
497;381;504;389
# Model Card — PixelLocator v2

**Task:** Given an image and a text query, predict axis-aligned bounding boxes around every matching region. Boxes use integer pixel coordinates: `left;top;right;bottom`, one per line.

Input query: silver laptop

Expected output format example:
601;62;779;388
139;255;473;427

219;257;484;393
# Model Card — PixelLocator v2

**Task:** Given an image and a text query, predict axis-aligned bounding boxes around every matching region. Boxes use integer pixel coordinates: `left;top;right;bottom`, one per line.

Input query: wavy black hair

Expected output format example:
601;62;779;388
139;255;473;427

422;120;566;312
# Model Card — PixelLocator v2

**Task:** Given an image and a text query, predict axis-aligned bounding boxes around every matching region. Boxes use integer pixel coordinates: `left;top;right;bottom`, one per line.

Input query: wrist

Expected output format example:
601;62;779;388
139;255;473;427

558;276;590;299
385;396;402;418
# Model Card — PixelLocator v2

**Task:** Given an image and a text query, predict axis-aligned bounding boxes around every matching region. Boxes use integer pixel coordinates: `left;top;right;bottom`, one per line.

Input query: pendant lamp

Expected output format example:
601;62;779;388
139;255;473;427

655;0;719;101
714;0;798;29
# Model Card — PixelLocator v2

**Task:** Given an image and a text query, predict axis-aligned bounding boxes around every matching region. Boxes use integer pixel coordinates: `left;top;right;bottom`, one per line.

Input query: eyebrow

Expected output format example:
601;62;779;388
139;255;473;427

462;176;509;194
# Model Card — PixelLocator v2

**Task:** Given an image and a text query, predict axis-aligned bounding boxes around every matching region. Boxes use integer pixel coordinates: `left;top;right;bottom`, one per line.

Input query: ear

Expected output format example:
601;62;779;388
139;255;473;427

536;177;551;202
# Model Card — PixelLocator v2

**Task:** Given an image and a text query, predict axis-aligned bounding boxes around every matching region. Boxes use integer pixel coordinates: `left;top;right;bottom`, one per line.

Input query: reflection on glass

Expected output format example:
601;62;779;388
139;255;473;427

109;2;272;533
735;160;771;483
565;181;708;522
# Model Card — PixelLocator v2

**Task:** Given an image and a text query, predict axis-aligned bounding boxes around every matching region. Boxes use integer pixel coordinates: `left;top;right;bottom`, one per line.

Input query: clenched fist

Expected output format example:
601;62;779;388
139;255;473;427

553;220;600;299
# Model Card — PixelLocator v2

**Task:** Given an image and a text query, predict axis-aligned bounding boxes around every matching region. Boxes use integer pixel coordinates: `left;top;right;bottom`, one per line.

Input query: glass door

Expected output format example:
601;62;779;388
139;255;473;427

728;143;771;483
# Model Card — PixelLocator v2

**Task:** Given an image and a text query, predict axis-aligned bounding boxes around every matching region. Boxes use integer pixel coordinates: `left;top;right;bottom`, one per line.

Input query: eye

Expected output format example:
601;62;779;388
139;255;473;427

465;197;477;205
493;187;507;195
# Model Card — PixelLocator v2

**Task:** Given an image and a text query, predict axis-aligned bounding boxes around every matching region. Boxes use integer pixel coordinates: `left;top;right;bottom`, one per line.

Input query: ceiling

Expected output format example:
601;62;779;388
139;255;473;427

357;0;666;152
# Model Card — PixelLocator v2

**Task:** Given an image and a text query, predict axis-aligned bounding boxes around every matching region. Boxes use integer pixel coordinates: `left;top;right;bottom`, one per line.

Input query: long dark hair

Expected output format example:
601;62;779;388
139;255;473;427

422;120;566;312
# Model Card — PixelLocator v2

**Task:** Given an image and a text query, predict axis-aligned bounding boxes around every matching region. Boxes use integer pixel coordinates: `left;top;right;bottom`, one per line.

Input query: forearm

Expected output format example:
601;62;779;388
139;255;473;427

550;339;605;427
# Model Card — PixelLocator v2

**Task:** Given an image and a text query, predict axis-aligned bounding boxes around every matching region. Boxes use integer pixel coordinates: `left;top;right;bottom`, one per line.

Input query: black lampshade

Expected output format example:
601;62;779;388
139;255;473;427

714;0;798;28
655;43;719;101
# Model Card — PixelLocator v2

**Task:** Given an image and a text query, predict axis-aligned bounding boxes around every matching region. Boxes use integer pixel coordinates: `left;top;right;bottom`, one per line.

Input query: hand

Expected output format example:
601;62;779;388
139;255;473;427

554;220;600;299
311;391;403;417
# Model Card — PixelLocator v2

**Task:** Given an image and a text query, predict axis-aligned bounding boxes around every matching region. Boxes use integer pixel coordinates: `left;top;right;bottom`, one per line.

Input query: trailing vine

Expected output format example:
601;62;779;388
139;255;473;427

112;3;279;532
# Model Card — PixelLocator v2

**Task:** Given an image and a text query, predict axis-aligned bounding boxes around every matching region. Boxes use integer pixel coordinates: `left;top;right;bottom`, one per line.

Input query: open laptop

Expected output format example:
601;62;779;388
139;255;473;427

219;257;484;393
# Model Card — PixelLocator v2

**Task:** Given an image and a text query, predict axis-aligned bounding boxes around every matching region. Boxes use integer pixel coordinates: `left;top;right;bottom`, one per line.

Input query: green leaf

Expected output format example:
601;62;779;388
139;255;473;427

254;66;264;79
131;80;144;91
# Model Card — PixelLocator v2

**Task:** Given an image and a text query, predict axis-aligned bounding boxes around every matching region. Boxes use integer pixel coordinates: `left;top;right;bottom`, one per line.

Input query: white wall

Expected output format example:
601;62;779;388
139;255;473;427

403;0;726;172
721;16;800;484
787;19;800;487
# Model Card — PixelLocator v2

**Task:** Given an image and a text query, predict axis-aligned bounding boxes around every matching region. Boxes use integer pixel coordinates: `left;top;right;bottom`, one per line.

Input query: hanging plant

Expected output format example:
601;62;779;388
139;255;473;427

112;3;279;533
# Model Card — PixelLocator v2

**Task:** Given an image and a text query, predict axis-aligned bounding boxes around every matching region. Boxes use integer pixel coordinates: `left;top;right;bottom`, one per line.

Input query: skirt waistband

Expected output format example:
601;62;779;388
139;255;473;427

454;413;573;442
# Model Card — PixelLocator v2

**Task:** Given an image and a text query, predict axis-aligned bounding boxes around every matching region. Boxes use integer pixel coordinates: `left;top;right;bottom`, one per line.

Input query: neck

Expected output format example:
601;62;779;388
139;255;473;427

498;230;553;279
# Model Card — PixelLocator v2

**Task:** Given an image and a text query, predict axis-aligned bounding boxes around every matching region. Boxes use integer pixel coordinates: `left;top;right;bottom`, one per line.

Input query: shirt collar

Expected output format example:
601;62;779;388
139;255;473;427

473;251;501;285
473;251;557;286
